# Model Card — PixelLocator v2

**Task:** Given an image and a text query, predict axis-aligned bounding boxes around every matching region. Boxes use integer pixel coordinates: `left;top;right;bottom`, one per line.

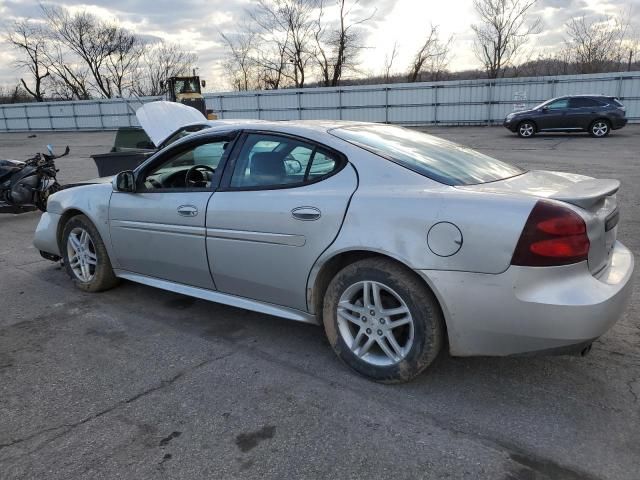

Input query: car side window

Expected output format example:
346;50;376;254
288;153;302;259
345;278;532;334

569;98;602;108
547;99;569;110
308;151;336;179
229;133;342;189
141;139;229;191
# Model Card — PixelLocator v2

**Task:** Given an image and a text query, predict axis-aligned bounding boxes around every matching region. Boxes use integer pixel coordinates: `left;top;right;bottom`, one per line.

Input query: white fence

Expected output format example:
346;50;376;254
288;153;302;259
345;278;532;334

1;71;639;132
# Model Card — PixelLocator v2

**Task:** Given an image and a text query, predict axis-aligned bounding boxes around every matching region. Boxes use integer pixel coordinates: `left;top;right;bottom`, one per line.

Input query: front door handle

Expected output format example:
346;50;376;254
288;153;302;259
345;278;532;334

177;205;198;217
291;206;321;221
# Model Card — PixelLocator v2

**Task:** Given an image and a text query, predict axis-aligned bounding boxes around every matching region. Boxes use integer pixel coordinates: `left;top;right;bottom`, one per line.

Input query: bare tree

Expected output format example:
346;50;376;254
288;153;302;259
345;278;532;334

42;5;119;97
41;5;150;98
383;41;399;81
0;83;32;104
565;14;629;73
133;42;197;96
407;25;452;82
248;0;318;88
626;22;639;71
41;43;92;100
5;20;50;101
313;0;375;86
221;32;258;91
471;0;541;78
106;30;145;97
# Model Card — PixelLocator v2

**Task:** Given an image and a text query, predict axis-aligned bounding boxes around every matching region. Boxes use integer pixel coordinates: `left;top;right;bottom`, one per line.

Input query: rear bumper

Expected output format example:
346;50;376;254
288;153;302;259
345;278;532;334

418;241;634;356
611;117;628;130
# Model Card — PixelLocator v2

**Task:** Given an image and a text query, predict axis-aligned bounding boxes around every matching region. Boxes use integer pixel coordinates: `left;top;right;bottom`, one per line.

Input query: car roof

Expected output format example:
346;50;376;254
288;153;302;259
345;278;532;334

203;119;368;133
553;94;616;100
184;119;374;140
164;119;375;150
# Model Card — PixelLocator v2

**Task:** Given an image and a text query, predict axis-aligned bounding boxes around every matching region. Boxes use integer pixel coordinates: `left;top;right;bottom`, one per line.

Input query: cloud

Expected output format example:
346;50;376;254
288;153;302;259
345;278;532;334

0;0;637;89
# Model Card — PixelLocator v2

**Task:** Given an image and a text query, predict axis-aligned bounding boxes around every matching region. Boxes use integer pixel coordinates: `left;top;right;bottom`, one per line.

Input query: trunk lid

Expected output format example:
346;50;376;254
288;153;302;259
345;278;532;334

458;170;620;275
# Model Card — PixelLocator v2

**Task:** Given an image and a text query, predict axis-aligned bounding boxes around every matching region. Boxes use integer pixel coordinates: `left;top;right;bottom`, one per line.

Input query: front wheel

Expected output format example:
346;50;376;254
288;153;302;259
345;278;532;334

517;121;536;138
62;215;119;292
589;120;610;137
323;258;444;383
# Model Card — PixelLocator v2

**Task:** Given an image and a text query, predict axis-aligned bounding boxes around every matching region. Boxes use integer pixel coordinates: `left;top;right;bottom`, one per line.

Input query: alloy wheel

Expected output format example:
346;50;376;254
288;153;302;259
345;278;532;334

337;280;415;366
66;227;98;282
592;121;609;137
519;123;534;137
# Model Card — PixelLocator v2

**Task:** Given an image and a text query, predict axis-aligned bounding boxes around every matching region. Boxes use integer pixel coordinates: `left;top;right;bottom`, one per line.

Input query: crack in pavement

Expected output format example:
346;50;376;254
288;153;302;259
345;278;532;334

0;351;235;460
210;336;606;480
626;377;639;404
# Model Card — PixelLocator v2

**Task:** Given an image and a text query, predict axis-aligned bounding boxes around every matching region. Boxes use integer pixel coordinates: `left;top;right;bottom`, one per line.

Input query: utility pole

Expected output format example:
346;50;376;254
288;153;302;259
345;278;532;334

629;49;633;72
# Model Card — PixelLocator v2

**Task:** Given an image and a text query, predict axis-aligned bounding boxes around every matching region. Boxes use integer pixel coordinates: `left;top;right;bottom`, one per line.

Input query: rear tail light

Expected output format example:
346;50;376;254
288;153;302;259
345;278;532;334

511;201;590;267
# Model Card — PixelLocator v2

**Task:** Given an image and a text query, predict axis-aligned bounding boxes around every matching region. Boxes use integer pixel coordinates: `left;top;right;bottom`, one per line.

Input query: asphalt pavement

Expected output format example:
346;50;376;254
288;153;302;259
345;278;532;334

1;125;638;480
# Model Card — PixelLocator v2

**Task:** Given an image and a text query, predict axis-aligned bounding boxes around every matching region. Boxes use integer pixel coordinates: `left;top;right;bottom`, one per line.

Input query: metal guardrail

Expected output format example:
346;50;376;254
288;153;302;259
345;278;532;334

1;72;638;131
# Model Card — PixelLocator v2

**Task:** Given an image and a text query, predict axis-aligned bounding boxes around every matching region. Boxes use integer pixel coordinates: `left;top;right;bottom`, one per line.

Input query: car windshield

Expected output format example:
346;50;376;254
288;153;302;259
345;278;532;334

532;99;550;110
330;124;524;186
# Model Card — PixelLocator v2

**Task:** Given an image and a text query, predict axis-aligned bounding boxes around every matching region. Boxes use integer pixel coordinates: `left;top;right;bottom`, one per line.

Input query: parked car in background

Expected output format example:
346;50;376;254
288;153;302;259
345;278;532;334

504;95;627;138
34;111;634;383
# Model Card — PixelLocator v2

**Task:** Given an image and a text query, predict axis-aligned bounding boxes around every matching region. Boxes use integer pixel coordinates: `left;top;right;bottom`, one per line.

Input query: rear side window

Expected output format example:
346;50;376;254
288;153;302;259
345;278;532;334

229;133;343;189
330;124;523;186
569;97;603;108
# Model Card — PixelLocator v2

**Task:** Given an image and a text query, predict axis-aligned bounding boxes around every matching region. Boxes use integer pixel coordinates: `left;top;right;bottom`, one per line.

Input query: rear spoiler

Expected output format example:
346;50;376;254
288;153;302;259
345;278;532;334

550;179;620;209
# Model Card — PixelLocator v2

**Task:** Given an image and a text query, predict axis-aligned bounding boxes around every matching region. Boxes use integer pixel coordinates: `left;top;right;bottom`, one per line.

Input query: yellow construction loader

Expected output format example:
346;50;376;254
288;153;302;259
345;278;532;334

162;76;217;120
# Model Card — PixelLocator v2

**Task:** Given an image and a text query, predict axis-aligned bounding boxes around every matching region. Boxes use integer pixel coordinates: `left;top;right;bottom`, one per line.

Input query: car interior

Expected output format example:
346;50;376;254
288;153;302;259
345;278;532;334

142;140;229;190
141;133;338;191
229;135;337;189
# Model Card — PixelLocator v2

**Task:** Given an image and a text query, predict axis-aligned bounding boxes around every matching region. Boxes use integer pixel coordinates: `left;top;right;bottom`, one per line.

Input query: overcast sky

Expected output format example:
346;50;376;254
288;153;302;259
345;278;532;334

0;0;637;91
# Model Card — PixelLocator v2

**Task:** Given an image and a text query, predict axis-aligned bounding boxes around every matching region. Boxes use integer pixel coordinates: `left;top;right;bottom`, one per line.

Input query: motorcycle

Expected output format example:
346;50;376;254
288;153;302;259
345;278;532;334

0;145;68;214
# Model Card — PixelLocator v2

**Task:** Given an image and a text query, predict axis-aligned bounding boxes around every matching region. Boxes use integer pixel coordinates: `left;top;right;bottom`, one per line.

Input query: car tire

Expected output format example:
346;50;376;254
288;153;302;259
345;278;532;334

589;119;610;137
517;121;536;138
322;258;444;383
61;214;119;292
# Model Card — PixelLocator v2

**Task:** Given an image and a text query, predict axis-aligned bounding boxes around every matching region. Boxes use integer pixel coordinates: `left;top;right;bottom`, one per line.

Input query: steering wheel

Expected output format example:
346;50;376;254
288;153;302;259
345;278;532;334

185;164;215;187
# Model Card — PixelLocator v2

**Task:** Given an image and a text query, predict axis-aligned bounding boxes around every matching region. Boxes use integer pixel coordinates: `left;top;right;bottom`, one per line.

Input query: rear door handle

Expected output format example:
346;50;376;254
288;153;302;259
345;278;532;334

291;206;321;221
177;205;198;217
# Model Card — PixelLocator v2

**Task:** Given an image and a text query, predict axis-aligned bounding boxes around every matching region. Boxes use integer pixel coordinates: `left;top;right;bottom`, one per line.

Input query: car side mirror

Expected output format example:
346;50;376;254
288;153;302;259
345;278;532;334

113;170;136;192
541;106;549;112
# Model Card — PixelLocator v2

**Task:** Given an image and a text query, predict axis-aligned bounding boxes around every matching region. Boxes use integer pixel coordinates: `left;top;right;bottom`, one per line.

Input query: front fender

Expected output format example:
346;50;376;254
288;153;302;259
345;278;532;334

45;183;117;267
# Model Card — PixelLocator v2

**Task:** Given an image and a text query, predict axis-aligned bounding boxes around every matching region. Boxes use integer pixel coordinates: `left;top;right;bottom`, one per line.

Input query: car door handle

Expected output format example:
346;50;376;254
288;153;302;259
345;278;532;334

177;205;198;217
291;206;321;221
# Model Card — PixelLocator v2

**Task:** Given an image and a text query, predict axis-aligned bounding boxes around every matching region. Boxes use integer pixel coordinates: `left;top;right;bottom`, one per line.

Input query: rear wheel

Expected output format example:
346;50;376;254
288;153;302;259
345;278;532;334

62;215;119;292
517;121;536;138
589;119;610;137
323;258;444;383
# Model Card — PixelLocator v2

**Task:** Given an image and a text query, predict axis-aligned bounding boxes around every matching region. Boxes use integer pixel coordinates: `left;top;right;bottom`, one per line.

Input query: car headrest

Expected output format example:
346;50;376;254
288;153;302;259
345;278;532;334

250;152;285;181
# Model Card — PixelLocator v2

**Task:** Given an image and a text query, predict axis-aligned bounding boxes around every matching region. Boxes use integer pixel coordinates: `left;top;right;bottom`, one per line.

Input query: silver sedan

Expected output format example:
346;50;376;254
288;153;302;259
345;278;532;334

33;116;634;382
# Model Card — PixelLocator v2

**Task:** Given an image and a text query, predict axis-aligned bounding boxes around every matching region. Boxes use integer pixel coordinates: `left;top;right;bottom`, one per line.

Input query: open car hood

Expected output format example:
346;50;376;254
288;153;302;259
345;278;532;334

136;101;207;147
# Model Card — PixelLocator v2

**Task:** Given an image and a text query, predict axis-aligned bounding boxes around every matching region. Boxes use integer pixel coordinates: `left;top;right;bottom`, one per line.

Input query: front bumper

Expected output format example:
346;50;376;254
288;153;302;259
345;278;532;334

33;211;62;257
503;118;518;132
418;241;634;356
